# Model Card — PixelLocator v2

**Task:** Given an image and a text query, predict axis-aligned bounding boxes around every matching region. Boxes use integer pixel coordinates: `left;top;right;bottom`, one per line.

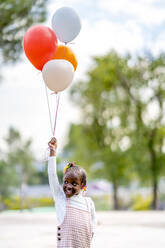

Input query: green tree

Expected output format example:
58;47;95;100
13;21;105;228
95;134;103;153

66;51;165;210
5;127;37;185
0;159;18;210
1;127;37;210
64;52;135;210
126;53;165;209
0;0;48;64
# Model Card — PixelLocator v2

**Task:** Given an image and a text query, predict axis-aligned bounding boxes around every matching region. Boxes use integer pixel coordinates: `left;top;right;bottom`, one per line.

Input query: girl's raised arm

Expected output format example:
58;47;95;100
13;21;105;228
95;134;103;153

47;138;64;203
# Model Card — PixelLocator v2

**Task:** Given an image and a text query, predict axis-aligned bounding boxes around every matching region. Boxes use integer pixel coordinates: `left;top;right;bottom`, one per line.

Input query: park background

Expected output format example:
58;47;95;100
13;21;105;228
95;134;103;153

0;0;165;247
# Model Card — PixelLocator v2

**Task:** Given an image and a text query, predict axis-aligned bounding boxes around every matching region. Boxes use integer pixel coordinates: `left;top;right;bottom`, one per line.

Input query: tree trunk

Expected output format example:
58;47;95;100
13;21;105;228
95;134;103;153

151;177;158;210
148;129;158;210
112;181;119;210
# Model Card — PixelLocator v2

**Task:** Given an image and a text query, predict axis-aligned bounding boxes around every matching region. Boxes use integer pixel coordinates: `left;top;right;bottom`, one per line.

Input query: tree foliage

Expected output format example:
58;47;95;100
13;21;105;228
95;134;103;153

64;51;165;209
0;0;48;63
0;127;38;210
5;127;37;185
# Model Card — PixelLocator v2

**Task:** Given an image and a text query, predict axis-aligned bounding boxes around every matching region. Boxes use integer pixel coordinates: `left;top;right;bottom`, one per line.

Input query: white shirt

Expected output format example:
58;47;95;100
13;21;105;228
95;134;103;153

48;156;97;233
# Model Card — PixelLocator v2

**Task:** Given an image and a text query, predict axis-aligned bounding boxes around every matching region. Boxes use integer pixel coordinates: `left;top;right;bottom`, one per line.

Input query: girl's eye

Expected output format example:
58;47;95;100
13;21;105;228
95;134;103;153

73;182;77;186
64;180;68;184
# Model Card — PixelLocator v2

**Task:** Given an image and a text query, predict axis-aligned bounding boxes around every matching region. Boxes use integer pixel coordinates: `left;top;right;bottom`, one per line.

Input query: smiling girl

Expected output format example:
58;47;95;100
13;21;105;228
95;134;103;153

48;137;97;248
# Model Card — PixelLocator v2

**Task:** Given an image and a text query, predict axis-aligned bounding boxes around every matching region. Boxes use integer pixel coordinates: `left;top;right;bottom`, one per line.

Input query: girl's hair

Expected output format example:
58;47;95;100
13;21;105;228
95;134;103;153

64;162;87;187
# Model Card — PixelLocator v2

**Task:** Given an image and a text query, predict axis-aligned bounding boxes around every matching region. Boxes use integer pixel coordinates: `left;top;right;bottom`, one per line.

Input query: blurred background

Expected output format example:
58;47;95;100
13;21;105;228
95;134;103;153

0;0;165;248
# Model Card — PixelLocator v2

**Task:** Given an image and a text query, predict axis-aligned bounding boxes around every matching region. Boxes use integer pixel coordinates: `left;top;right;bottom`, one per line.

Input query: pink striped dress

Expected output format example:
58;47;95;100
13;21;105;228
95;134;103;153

57;197;92;248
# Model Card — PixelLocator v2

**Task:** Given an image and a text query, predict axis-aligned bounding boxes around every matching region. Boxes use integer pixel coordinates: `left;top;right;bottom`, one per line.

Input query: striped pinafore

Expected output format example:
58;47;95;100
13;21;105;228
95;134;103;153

57;197;92;248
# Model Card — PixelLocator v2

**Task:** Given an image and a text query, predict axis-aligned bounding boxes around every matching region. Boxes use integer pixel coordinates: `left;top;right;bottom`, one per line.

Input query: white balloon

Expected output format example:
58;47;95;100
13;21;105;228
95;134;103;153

52;7;81;43
42;60;74;92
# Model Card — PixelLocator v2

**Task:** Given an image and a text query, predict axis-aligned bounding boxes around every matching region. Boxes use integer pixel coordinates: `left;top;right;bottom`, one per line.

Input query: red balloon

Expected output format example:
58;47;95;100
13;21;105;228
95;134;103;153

23;25;58;70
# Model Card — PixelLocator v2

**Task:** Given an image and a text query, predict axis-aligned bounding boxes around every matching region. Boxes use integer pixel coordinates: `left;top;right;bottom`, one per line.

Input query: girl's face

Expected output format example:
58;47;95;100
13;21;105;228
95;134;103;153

63;172;83;198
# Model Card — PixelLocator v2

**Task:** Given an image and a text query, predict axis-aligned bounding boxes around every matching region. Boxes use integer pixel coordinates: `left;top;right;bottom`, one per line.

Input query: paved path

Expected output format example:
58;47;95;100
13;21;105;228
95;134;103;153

0;211;165;248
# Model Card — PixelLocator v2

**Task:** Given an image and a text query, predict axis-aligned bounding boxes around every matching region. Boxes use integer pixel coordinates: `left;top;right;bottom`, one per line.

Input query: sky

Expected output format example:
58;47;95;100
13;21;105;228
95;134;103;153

1;0;165;159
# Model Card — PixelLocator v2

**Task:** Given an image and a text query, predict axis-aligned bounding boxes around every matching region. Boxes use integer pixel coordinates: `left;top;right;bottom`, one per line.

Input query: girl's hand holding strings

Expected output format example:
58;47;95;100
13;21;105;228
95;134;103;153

48;137;57;156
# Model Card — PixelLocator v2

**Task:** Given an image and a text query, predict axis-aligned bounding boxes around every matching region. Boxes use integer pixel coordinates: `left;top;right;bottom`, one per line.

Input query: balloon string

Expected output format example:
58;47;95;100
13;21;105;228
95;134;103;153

53;93;60;136
44;81;53;135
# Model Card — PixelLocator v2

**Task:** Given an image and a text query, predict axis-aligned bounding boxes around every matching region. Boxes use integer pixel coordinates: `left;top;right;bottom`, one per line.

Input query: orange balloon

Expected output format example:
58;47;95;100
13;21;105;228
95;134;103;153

54;45;78;70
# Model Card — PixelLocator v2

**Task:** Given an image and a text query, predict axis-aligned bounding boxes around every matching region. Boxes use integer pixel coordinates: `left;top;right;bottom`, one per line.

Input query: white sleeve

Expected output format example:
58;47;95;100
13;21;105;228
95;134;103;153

48;156;64;204
89;198;97;233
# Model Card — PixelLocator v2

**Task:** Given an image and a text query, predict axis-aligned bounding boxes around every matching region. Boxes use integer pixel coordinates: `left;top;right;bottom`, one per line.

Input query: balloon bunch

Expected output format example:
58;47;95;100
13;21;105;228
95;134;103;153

23;6;81;92
23;7;81;136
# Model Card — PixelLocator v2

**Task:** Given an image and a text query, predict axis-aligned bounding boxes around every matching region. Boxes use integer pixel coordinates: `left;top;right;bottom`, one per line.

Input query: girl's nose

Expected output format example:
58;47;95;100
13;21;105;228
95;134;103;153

67;184;72;189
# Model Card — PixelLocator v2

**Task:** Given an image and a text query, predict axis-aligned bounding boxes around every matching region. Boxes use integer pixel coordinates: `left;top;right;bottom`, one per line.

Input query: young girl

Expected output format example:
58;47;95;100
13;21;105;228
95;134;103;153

48;137;97;248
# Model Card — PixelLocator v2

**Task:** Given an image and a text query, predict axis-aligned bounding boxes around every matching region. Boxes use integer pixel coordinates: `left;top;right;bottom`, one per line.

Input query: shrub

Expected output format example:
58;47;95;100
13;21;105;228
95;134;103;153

3;196;54;210
131;195;152;210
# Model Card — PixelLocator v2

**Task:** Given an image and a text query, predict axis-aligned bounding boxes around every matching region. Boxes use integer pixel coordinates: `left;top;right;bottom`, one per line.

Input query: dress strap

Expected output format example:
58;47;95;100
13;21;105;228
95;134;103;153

85;197;90;212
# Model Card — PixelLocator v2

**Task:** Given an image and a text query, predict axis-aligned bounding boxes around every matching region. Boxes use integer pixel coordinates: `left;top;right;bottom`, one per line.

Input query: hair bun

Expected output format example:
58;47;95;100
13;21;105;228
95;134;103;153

69;162;75;167
63;162;75;174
